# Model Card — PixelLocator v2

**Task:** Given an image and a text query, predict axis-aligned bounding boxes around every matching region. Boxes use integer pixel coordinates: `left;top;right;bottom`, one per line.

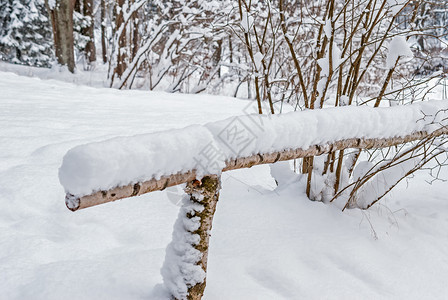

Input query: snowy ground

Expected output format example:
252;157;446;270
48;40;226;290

1;67;448;299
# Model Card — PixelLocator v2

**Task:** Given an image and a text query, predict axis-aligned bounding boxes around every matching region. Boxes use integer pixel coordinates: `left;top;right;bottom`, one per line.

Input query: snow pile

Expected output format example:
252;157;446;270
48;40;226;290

355;155;421;209
161;195;206;299
386;36;413;69
269;161;299;187
59;100;448;197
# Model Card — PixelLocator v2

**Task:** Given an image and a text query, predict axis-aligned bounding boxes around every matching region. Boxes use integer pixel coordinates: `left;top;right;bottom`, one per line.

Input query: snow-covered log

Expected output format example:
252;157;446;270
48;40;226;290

64;126;448;211
60;100;448;211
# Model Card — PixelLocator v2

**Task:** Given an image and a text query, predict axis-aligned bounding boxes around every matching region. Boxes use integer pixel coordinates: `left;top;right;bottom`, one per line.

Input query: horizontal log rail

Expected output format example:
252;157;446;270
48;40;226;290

65;126;448;211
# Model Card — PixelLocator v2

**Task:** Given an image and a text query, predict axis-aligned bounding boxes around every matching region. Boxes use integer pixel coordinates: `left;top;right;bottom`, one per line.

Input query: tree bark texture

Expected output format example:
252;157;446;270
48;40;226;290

47;0;76;72
184;176;220;300
114;0;127;77
100;0;107;63
82;0;96;63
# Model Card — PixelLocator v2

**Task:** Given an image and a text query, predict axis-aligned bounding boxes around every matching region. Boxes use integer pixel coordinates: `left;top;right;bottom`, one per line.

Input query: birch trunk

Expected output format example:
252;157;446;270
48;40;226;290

161;176;221;300
184;176;220;300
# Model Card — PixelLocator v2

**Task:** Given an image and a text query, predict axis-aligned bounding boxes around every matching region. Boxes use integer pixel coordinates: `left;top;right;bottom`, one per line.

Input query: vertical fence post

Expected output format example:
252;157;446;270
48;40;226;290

162;175;221;300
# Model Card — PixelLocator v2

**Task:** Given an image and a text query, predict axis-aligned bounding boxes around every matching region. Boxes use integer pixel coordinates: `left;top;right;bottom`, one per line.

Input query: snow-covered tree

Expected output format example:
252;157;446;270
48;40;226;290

0;0;53;67
403;1;448;75
224;0;447;210
73;0;96;67
108;0;229;92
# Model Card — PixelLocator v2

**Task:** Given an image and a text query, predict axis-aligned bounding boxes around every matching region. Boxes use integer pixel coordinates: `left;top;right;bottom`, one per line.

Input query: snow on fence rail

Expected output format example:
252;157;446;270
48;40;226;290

59;100;448;300
60;100;448;210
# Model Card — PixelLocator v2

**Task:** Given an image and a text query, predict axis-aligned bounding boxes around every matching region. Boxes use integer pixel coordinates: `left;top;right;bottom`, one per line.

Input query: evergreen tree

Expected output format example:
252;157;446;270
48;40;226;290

0;0;53;67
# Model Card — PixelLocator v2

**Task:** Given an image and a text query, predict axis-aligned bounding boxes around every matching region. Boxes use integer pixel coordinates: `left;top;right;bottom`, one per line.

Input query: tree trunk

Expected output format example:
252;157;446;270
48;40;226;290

82;0;96;63
131;0;139;61
161;175;221;300
46;0;76;72
185;176;220;300
100;0;107;63
114;0;127;78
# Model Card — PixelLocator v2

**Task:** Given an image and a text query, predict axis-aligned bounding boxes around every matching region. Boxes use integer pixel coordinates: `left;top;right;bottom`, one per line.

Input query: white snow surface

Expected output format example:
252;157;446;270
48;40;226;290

60;99;448;198
1;66;448;299
47;0;56;9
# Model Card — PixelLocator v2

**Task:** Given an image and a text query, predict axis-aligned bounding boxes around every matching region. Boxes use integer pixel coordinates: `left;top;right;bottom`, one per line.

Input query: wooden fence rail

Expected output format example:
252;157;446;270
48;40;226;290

66;127;447;212
62;114;448;300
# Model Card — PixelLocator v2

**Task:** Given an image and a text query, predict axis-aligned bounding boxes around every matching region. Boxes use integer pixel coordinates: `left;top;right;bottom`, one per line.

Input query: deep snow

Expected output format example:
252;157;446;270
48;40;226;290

1;67;448;299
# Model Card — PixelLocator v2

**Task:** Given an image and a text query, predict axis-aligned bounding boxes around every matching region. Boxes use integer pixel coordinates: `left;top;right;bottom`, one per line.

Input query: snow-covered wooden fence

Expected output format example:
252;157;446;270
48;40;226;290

59;100;448;300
